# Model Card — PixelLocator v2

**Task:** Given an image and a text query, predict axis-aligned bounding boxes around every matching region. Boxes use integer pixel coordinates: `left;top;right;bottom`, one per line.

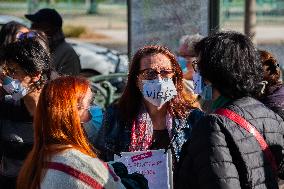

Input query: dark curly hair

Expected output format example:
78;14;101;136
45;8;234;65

195;31;263;99
118;45;195;121
0;32;51;82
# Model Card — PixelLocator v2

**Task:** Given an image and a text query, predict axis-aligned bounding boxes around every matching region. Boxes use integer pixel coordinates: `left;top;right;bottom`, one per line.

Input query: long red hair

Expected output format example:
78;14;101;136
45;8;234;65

17;76;96;189
118;45;196;121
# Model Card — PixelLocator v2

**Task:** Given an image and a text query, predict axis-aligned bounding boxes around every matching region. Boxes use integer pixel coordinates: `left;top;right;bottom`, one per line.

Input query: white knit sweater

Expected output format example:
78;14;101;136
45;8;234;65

41;148;126;189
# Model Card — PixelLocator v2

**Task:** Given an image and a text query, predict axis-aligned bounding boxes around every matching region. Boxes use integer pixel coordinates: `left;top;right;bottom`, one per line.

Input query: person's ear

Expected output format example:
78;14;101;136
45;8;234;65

31;72;42;83
30;73;44;90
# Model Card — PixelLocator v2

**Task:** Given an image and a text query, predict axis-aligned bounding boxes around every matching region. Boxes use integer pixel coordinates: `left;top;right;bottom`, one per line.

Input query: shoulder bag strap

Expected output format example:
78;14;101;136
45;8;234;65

215;108;278;174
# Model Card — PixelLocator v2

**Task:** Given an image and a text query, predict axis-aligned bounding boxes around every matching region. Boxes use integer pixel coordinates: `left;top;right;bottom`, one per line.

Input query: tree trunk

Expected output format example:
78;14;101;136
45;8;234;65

244;0;257;44
88;0;97;14
28;0;39;14
46;0;55;4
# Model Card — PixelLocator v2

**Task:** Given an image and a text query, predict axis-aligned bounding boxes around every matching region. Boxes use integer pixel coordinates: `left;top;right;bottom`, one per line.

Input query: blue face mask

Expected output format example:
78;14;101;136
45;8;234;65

89;105;103;127
193;72;213;100
200;84;213;100
83;105;103;141
2;76;28;101
177;56;188;73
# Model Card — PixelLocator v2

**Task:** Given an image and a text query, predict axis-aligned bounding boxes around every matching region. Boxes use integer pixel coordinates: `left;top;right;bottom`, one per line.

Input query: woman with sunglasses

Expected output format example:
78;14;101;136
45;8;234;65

0;32;51;189
96;45;203;171
0;21;29;47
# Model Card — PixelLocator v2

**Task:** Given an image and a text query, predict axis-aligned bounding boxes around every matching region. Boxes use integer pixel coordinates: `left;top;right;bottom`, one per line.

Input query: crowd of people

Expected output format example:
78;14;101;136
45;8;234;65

0;8;284;189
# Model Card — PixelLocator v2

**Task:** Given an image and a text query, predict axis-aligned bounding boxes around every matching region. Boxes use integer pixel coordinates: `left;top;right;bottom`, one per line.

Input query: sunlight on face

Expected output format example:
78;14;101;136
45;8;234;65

137;53;173;90
140;53;172;71
78;87;93;123
15;27;30;39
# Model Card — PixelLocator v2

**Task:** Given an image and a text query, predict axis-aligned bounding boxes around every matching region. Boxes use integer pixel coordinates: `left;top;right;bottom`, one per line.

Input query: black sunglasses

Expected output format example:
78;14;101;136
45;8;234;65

16;31;38;40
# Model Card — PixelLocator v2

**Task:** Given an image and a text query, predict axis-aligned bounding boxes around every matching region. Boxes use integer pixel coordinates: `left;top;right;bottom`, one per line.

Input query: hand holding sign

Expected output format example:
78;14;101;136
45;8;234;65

114;149;173;189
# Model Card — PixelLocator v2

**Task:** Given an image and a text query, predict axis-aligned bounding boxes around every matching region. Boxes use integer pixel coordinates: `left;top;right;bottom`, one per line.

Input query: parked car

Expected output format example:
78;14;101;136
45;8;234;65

0;15;30;29
68;40;129;108
68;39;129;76
0;14;128;108
0;15;129;76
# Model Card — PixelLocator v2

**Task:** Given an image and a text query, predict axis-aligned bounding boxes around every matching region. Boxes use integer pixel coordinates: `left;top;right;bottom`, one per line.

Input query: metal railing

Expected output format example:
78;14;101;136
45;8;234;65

89;73;128;109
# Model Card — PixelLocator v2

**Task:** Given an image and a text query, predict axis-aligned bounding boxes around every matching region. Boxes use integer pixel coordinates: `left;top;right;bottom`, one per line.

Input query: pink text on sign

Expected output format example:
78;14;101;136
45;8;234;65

131;151;153;162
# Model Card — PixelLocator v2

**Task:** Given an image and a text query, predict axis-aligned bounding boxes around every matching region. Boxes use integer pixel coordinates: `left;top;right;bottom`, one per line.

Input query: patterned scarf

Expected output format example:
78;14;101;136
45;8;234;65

129;106;172;152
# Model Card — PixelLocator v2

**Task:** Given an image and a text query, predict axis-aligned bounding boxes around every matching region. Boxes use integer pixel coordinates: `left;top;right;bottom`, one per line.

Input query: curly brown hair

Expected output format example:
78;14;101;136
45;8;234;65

118;45;196;121
258;49;281;86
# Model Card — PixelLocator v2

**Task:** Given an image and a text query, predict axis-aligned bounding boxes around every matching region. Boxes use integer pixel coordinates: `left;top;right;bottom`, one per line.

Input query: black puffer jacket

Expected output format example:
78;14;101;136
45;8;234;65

176;97;284;189
260;84;284;120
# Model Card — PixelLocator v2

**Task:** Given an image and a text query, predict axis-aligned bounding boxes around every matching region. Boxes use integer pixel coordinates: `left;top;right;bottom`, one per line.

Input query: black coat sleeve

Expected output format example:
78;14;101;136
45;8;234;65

94;106;114;160
176;115;242;189
95;105;123;161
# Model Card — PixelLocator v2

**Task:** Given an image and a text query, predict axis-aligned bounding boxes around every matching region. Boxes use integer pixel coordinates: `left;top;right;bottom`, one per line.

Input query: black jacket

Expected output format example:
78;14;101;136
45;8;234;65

260;84;284;120
52;40;81;75
49;31;81;75
0;99;33;189
176;97;284;189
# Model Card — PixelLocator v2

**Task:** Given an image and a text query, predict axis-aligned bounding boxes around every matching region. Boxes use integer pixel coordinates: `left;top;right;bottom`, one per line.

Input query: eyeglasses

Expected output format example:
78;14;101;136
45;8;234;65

192;59;199;72
138;68;174;80
16;31;38;41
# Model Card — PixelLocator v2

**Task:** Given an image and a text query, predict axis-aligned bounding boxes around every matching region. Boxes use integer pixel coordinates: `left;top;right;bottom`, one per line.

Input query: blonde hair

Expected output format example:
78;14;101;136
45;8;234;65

179;33;204;57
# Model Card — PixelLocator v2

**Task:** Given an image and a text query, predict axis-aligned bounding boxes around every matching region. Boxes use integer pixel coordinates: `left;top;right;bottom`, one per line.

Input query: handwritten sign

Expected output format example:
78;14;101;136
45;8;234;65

114;150;172;189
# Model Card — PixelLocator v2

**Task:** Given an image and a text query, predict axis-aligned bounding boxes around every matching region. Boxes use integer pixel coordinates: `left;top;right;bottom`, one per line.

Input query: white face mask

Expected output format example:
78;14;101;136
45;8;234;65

142;78;177;107
193;72;203;94
2;76;28;101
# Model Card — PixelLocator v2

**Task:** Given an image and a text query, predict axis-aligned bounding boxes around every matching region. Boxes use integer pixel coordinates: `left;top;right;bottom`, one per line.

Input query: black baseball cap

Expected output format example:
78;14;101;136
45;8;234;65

25;8;63;28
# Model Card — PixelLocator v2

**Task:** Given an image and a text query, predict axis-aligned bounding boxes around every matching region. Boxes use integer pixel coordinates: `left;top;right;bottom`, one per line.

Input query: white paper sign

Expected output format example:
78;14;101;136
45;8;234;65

114;149;172;189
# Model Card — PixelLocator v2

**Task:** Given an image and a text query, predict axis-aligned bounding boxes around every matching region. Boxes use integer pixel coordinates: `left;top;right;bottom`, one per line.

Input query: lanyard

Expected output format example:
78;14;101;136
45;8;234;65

215;108;278;174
